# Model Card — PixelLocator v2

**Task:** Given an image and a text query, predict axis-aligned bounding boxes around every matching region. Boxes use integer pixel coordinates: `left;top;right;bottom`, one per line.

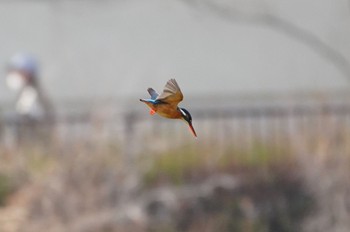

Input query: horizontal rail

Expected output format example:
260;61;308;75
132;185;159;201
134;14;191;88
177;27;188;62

125;103;350;123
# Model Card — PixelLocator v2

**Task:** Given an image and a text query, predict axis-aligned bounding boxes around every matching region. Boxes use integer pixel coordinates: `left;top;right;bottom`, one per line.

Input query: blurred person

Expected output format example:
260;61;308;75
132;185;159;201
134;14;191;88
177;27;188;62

5;53;55;145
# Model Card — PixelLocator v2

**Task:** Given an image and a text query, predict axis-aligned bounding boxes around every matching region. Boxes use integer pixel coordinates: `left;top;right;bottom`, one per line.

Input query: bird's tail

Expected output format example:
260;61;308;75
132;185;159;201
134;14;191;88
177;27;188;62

140;99;157;103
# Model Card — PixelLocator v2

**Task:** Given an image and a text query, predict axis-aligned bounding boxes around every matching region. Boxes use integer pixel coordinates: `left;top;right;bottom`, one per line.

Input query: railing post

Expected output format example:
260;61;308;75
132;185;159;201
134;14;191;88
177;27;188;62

123;111;137;167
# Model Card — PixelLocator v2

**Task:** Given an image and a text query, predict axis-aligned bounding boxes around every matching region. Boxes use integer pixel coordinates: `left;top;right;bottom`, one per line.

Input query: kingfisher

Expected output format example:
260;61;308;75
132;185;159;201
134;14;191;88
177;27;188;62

140;79;197;137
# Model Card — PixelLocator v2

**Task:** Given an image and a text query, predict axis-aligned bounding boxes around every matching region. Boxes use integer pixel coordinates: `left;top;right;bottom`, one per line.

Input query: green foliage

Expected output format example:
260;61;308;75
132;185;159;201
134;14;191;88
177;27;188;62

144;144;202;185
143;141;311;232
0;174;12;206
144;142;292;185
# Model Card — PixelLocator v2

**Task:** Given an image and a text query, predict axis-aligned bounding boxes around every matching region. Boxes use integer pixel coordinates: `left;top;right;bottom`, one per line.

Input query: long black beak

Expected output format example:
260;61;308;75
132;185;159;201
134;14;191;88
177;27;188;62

187;122;197;137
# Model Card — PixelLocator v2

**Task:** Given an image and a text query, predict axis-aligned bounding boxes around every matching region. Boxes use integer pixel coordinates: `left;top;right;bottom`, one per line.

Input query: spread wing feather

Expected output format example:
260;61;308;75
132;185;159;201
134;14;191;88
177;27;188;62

156;79;183;105
147;88;159;100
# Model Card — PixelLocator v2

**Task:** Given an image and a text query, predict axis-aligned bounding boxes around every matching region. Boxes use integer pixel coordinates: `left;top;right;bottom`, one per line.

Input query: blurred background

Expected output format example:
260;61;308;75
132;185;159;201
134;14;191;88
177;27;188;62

0;0;350;231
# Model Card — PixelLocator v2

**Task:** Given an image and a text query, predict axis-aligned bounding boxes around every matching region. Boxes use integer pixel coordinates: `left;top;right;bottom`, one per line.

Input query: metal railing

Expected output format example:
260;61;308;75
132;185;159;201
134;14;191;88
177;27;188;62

1;98;350;157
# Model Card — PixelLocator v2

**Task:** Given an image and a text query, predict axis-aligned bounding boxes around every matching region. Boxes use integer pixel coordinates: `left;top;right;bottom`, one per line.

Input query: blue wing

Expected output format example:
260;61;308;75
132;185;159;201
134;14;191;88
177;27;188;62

140;98;160;104
147;88;159;100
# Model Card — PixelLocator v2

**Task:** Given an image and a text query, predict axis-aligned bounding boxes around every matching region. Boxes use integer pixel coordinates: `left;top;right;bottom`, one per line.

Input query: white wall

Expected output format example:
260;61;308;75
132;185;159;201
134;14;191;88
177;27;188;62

0;0;349;103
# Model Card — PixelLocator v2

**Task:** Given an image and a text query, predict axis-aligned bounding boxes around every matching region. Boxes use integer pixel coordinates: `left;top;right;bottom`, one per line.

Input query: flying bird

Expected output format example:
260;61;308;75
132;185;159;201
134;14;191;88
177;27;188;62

140;79;197;137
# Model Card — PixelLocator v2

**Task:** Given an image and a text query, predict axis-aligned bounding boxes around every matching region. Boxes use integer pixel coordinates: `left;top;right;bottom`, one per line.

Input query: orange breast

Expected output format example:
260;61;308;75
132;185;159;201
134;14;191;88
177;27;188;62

156;106;182;119
145;102;181;119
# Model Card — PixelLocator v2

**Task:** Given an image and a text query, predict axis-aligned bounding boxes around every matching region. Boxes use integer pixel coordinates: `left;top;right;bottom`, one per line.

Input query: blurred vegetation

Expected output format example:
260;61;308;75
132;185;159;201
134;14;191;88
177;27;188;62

0;173;12;206
143;142;311;232
0;122;348;232
144;141;292;185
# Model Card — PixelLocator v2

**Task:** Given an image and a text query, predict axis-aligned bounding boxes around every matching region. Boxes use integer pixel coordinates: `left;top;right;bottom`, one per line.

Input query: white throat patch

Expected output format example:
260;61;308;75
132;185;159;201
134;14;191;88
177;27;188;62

180;109;187;117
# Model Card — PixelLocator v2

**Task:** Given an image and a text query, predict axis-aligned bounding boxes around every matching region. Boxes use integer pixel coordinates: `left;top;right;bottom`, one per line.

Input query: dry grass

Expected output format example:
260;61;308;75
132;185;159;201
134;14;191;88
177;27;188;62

0;116;349;232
